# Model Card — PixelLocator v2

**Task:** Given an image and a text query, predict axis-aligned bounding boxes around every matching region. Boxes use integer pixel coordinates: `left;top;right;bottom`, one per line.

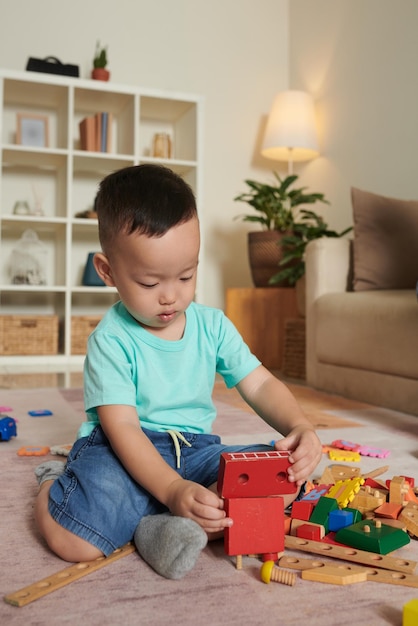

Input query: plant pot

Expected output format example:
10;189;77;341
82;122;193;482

91;68;110;81
247;230;292;287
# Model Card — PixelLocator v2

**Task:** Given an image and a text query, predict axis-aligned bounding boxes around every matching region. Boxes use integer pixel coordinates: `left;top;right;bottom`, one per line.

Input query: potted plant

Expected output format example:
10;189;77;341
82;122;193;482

91;41;110;81
269;210;353;286
269;209;352;314
234;173;328;287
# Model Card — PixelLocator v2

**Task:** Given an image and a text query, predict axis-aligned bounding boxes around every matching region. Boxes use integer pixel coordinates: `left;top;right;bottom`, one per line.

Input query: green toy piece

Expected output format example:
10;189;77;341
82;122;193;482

344;507;362;524
335;518;410;554
309;496;339;534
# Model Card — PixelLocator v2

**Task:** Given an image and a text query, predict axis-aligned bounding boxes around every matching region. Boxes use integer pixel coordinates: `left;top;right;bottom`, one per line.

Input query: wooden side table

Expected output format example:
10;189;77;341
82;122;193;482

225;287;299;369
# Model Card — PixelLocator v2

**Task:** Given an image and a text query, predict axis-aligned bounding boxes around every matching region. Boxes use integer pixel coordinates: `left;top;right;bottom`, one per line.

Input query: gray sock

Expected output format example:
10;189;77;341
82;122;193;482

134;513;208;579
35;460;65;486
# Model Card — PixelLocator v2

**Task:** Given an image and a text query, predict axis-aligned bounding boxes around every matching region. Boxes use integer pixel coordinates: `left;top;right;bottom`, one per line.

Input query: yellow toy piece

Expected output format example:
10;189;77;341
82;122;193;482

326;477;365;508
403;599;418;626
328;449;361;462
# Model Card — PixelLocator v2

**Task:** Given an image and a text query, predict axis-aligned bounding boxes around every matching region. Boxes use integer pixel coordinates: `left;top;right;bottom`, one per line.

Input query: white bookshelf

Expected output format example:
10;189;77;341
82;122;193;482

0;69;203;374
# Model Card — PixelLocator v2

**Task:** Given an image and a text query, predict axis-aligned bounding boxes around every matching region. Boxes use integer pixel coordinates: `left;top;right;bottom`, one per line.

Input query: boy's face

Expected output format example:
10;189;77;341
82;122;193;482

94;217;200;338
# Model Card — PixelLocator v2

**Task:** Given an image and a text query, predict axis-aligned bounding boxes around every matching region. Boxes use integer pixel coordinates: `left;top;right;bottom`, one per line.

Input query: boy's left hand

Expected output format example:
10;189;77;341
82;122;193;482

274;426;322;486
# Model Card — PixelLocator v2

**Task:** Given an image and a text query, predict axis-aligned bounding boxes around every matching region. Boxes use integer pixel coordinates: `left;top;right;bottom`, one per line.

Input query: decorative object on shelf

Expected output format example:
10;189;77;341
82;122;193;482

79;111;113;152
82;252;105;287
152;133;172;159
12;200;30;216
30;183;45;216
26;56;80;77
91;41;110;81
9;229;48;285
16;113;49;148
75;208;98;219
234;173;328;287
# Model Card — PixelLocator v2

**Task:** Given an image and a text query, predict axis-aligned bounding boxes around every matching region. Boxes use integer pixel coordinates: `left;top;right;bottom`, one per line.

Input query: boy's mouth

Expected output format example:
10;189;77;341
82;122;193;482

158;310;176;322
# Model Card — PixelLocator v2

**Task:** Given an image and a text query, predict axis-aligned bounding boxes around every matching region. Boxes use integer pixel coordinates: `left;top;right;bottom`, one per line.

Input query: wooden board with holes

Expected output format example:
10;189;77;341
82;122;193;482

4;543;136;607
284;535;416;574
279;555;418;589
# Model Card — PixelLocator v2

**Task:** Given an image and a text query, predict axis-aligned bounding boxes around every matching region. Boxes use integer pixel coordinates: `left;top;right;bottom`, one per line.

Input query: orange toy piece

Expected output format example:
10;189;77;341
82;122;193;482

17;445;50;456
374;502;403;519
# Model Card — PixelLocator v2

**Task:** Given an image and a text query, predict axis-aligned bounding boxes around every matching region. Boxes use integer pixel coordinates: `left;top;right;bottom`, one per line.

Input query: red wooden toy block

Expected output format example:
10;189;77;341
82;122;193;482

296;523;322;541
224;496;284;556
217;451;297;499
291;500;314;521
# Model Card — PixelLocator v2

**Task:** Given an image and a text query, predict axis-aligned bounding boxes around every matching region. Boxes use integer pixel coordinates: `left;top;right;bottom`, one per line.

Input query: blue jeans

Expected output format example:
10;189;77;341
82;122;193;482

48;426;272;555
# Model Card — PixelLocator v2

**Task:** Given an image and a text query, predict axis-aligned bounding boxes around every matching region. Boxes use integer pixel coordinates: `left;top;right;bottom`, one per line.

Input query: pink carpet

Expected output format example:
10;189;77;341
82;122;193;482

1;381;417;625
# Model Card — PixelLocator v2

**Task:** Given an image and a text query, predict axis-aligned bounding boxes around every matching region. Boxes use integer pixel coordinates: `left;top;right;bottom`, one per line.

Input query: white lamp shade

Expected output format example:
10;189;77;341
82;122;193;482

261;90;319;162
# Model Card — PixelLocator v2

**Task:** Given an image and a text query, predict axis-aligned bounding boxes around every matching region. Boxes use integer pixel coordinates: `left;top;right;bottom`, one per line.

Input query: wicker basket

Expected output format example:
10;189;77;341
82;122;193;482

0;315;58;355
282;317;306;380
71;315;102;354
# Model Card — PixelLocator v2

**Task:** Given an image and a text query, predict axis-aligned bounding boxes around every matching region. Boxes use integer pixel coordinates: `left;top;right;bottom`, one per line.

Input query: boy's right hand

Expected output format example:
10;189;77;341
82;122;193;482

165;478;232;534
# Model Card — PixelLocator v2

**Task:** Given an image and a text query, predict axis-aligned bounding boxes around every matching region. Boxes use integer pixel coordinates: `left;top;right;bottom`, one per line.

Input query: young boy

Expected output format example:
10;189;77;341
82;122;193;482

35;164;322;579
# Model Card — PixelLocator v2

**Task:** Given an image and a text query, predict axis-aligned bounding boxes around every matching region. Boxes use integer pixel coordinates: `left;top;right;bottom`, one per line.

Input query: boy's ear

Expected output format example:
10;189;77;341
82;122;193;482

93;253;115;287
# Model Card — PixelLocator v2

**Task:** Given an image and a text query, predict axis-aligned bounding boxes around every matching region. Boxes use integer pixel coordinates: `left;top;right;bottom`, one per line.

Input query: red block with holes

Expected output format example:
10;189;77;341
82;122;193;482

224;496;285;556
217;451;297;498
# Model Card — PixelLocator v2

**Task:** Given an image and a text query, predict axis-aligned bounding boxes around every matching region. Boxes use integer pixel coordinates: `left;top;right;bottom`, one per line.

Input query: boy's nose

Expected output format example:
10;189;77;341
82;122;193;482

159;289;176;305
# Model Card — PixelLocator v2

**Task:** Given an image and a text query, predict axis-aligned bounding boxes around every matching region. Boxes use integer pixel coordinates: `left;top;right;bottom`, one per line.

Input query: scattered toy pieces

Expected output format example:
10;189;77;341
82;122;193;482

330;439;390;458
28;409;53;417
0;416;17;441
17;446;50;457
50;443;72;456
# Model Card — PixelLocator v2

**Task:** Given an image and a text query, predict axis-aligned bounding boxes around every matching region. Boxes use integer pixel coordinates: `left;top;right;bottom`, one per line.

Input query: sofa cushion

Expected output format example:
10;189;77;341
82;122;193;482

315;290;418;379
351;187;418;291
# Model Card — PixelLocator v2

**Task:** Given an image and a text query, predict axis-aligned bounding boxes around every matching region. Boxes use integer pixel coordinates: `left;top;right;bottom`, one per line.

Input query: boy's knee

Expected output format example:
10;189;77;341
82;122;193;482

34;485;102;563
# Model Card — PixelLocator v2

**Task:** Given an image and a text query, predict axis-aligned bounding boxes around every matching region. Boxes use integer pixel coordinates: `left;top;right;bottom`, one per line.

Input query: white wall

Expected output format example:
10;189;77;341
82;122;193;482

0;0;290;309
289;0;418;234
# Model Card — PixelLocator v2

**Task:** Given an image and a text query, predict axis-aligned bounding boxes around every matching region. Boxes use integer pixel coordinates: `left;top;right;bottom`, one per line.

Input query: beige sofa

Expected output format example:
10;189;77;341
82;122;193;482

305;237;418;416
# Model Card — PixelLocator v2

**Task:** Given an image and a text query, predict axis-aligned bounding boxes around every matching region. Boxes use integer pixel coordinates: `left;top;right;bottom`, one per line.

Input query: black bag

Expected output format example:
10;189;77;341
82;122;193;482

26;56;79;78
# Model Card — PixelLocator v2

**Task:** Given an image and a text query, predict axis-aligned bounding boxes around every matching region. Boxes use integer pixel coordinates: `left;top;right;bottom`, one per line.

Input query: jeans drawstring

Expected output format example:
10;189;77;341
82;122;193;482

166;430;192;469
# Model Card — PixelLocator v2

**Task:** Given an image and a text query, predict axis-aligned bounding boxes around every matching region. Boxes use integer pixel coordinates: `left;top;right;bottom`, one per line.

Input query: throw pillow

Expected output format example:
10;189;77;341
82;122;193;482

351;187;418;291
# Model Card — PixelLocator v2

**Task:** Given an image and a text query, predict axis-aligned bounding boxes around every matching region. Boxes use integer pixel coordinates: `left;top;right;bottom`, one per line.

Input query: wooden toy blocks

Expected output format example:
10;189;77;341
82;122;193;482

224;496;284;557
217;450;297;498
335;518;410;554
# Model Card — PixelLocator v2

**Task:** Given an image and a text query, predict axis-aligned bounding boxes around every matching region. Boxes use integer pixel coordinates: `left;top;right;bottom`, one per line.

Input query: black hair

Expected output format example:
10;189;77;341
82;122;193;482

95;164;197;253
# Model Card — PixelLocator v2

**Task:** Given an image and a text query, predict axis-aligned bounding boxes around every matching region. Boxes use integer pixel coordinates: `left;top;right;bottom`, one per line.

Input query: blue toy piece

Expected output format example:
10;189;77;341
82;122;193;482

0;416;17;441
28;409;53;417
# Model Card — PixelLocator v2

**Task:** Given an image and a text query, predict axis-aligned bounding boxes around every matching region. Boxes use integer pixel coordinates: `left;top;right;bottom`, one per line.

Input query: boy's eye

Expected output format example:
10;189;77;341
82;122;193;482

180;275;193;282
139;282;158;288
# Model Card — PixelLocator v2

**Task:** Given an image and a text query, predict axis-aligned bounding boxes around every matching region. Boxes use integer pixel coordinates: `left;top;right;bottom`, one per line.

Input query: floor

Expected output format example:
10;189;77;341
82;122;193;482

0;370;84;389
0;369;300;391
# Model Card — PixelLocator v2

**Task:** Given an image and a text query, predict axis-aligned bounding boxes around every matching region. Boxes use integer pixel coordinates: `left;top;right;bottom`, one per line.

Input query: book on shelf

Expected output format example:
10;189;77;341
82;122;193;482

79;112;112;153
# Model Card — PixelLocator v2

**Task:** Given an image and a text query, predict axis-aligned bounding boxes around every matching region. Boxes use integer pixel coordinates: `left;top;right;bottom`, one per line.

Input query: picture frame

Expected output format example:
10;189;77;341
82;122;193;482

16;113;49;148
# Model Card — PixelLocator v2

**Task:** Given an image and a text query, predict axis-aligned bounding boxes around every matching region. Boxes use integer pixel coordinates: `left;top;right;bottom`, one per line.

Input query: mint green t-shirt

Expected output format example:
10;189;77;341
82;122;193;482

78;301;260;438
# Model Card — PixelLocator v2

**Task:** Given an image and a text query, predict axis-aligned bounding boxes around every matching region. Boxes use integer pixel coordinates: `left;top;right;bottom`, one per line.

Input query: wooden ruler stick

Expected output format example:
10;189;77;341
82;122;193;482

4;543;136;607
279;555;418;589
285;535;416;574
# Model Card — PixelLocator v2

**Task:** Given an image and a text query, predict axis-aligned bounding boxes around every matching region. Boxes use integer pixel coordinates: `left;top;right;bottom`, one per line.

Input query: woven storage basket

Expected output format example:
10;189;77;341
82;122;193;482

0;315;58;355
282;317;306;380
71;315;102;354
